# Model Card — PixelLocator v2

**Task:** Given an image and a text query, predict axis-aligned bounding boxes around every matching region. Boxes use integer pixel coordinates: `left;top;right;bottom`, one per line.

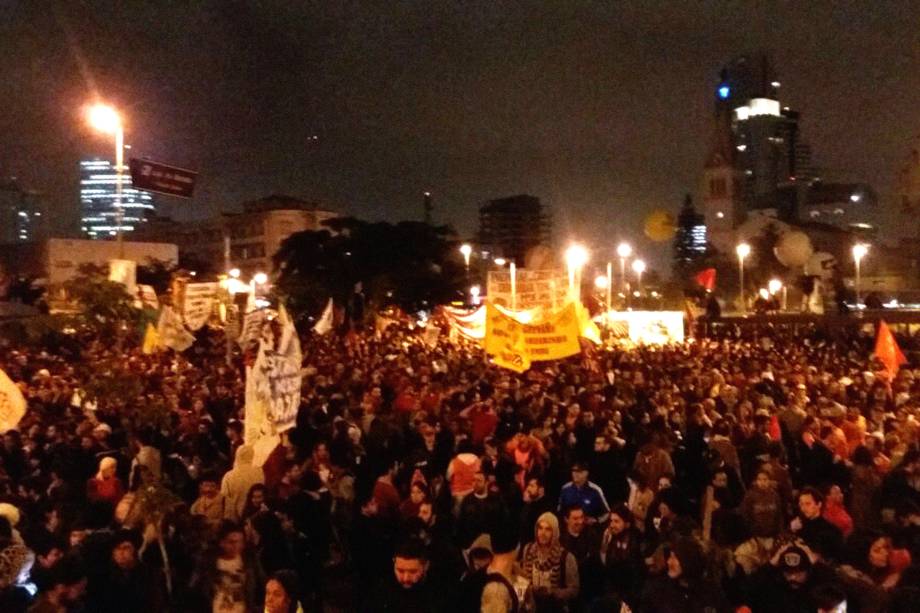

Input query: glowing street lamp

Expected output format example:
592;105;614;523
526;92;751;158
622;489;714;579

768;279;782;295
229;268;241;279
631;258;646;293
565;244;589;301
494;257;506;267
736;242;751;313
459;243;472;269
86;102;125;256
253;272;268;285
616;242;632;292
470;284;481;305
853;243;869;308
594;275;609;289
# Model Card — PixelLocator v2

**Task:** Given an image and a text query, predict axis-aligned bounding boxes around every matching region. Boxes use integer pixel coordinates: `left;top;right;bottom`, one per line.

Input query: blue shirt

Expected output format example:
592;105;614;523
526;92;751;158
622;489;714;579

558;481;611;521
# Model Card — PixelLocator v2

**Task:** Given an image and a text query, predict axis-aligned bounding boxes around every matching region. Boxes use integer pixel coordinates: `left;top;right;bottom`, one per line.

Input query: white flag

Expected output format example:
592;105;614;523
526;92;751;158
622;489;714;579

246;307;302;440
0;369;26;433
157;306;195;352
183;282;219;331
313;298;333;335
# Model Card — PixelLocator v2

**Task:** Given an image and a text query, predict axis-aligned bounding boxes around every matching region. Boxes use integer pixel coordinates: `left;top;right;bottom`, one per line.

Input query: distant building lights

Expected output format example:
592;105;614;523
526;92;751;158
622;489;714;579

718;85;730;99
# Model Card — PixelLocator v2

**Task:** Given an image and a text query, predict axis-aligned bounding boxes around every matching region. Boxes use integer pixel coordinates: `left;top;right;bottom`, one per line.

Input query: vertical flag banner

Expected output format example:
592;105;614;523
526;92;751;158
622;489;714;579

142;322;160;354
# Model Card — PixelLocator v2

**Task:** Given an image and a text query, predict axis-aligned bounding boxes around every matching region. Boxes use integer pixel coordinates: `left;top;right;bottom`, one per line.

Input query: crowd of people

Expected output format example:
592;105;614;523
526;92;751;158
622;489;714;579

0;315;919;612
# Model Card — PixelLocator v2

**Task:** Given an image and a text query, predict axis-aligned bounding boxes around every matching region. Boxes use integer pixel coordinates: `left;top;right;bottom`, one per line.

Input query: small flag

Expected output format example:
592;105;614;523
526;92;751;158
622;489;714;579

695;268;717;291
142;322;160;354
313;298;334;335
875;320;907;380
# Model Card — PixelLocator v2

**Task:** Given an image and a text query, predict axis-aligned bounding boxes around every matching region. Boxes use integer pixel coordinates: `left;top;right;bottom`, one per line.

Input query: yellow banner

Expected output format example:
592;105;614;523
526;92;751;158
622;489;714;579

485;302;584;370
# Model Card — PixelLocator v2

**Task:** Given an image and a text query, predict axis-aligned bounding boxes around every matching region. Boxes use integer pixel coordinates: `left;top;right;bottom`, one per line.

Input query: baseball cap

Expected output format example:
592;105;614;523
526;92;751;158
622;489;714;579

778;546;812;573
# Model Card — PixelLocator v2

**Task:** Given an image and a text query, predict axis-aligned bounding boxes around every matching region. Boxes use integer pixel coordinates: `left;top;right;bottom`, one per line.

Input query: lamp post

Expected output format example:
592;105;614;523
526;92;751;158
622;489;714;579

564;244;589;303
632;259;646;295
736;242;751;313
768;278;785;311
459;243;472;280
509;261;517;311
853;243;869;309
616;242;632;293
87;103;125;257
605;261;613;314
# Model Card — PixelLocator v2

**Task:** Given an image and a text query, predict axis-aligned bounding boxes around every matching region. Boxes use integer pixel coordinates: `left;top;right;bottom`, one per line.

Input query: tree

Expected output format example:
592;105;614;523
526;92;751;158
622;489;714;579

137;258;176;295
63;263;138;339
747;222;785;288
273;217;465;322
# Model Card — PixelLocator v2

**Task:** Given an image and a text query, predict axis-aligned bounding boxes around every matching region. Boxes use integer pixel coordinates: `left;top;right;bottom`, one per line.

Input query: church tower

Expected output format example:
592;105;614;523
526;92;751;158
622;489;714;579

701;112;744;255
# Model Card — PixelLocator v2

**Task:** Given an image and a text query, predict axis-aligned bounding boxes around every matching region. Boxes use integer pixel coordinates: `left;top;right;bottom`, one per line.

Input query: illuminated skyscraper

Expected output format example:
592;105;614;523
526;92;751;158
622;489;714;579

80;158;155;239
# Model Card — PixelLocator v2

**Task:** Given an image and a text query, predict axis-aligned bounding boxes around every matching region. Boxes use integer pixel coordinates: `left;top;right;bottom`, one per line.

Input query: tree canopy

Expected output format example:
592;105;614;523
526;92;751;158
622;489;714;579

273;217;466;321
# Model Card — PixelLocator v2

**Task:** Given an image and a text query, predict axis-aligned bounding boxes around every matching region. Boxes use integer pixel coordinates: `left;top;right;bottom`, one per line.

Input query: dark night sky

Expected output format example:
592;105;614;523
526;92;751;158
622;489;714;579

2;1;920;271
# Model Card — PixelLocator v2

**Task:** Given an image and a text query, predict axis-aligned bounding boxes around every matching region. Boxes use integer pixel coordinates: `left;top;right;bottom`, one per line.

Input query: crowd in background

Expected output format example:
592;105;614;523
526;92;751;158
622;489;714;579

0;318;918;612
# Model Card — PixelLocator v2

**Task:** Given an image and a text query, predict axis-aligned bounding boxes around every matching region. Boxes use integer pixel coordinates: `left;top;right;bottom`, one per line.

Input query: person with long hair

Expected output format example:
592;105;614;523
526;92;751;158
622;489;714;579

264;569;303;613
600;504;644;608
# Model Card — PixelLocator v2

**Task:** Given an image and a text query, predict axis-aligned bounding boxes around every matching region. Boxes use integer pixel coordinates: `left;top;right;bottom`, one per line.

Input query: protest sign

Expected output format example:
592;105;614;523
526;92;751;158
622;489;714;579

183;282;219;330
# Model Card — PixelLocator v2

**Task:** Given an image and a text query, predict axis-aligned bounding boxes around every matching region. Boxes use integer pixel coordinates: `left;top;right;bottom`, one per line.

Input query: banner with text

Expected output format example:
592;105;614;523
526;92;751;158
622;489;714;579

485;302;583;371
487;268;568;311
183;282;219;331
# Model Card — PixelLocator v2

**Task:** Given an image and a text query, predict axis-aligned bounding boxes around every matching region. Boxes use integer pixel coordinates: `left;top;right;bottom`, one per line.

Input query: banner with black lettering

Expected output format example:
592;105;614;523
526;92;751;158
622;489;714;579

183;282;219;330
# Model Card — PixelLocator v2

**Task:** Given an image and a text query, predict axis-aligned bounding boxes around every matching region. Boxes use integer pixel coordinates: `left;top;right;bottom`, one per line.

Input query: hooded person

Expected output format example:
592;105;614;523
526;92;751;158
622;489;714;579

221;445;265;522
87;456;124;509
519;512;579;612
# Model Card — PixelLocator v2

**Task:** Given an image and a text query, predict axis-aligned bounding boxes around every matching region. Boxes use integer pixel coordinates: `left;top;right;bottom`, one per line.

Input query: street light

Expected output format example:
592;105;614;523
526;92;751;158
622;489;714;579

616;242;632;292
253;272;268;285
229;268;241;279
459;243;472;269
565;244;589;301
86;103;125;256
736;242;751;313
853;243;869;308
594;275;609;289
494;257;507;267
470;284;481;305
768;279;782;295
631;259;646;294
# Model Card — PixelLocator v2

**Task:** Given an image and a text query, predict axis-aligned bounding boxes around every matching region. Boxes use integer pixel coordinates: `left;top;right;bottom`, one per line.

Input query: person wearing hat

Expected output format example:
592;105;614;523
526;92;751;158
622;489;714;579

742;540;841;612
557;462;610;524
519;512;578;613
86;456;124;512
639;536;729;612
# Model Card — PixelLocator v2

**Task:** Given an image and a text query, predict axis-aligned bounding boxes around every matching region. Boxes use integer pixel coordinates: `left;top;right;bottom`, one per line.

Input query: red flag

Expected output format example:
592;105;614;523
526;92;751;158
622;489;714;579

875;320;907;380
695;268;717;291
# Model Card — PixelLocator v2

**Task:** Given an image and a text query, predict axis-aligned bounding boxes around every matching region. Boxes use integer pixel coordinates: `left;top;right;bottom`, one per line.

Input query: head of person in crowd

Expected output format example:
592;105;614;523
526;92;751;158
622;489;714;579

264;569;301;613
798;487;825;521
111;529;141;571
392;539;429;590
564;504;586;537
570;461;589;487
217;521;246;561
666;537;705;582
776;543;814;590
607;504;633;537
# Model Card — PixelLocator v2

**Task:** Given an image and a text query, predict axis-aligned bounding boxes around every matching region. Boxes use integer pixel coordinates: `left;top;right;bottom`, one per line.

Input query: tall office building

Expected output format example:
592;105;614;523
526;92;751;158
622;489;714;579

0;178;44;244
80;158;155;239
477;194;552;265
713;53;810;216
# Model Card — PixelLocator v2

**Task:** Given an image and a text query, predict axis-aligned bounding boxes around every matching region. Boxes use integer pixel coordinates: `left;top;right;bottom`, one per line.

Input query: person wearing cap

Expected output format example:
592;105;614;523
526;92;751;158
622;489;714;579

558;462;610;524
86;456;124;511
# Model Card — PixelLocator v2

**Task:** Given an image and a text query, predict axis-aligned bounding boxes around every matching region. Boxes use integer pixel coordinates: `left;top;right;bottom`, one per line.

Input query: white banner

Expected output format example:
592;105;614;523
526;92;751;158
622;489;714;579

238;309;270;347
0;368;26;434
183;282;219;330
604;311;685;345
108;259;137;295
135;284;158;310
247;307;302;438
157;306;195;352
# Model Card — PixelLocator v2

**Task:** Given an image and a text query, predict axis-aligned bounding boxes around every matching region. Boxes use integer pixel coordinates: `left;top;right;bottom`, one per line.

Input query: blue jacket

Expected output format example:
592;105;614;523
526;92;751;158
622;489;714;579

558;481;611;521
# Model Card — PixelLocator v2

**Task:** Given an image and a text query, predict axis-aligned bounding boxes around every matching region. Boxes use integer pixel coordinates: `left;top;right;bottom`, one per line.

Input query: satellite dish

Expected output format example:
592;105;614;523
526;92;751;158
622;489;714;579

774;231;814;268
644;210;677;242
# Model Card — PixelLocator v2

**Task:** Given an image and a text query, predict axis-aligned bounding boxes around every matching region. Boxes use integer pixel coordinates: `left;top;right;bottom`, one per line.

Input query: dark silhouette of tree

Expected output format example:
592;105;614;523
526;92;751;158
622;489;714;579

273;217;465;322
